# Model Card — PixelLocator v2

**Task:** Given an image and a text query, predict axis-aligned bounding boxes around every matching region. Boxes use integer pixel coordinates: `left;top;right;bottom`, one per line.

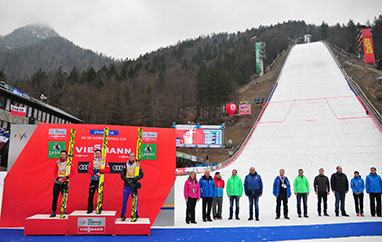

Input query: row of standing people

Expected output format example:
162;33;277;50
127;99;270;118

183;166;382;223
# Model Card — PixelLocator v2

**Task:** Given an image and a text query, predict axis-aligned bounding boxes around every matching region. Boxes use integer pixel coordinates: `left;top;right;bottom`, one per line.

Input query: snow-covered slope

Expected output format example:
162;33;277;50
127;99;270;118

173;42;382;227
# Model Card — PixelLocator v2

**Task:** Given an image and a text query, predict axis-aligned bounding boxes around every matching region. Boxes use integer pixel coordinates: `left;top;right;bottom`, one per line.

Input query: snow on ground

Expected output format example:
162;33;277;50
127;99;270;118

174;42;382;228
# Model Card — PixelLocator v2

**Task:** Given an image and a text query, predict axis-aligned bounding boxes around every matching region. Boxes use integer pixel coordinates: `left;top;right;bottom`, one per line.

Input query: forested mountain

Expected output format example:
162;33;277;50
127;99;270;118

0;25;114;79
2;16;382;127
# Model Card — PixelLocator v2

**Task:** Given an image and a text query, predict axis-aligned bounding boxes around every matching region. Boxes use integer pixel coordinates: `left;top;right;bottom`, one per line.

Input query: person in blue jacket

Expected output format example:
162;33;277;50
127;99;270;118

244;167;263;221
273;169;291;219
351;171;365;216
366;167;382;217
199;170;215;222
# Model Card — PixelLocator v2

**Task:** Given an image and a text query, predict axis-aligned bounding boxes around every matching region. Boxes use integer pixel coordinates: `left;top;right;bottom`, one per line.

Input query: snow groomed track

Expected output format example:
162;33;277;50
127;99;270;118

173;42;382;230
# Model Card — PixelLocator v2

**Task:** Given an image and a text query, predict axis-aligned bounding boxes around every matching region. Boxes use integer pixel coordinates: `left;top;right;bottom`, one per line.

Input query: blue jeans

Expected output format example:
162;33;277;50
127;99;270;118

229;196;240;218
121;186;138;217
296;193;308;216
335;192;346;215
248;193;260;218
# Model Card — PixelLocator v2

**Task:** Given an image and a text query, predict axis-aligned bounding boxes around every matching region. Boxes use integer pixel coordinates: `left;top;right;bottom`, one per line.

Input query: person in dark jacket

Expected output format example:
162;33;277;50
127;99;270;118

331;166;349;217
273;169;291;219
314;168;330;216
199;170;215;222
244;167;263;221
120;152;144;221
366;167;382;217
351;171;365;216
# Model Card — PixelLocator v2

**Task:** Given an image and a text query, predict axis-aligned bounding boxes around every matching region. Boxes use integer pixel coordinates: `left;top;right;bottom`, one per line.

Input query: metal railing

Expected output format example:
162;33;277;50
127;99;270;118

323;41;382;128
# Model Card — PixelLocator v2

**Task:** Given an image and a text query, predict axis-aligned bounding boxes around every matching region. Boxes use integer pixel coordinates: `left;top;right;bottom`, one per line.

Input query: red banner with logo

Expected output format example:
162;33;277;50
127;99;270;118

0;123;175;227
10;105;26;117
362;29;375;64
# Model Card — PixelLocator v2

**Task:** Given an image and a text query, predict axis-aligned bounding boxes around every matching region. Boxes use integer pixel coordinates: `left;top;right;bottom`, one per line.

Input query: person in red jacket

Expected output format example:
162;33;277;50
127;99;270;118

87;149;110;213
50;150;75;217
212;172;225;220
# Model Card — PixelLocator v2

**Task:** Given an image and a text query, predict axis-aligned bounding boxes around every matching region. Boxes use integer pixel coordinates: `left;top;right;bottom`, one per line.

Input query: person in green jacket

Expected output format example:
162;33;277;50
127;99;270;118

294;169;310;218
226;169;243;220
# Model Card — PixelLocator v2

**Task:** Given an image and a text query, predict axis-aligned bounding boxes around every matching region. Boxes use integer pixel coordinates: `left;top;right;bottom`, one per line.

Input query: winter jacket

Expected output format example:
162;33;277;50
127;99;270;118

184;178;201;200
120;162;144;188
314;174;330;193
199;175;215;197
214;176;225;197
331;172;349;193
366;173;382;193
351;176;365;194
273;176;291;198
244;172;263;195
226;175;243;197
294;175;310;193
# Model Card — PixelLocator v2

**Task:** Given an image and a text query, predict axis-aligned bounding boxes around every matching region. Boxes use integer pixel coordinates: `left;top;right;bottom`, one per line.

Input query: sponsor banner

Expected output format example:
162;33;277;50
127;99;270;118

0;124;175;227
78;161;125;174
239;104;251;115
48;128;67;139
176;168;185;175
255;42;262;74
77;217;105;233
90;129;119;136
362;29;375;64
10;105;26;117
48;141;66;158
142;131;158;142
141;143;157;160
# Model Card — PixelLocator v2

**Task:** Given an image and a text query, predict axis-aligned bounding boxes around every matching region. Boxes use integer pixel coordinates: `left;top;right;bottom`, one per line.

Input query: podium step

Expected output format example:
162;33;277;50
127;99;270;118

24;214;68;235
115;218;151;235
68;210;116;235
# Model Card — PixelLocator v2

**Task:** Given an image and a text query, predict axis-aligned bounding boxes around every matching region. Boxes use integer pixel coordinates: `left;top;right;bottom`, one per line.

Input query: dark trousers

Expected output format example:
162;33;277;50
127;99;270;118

186;197;197;222
52;182;68;212
202;197;213;220
335;192;346;215
276;194;288;217
317;192;328;214
87;180;99;212
369;193;382;216
353;193;364;214
248;193;260;219
229;196;240;219
212;197;223;218
121;185;138;217
296;193;308;216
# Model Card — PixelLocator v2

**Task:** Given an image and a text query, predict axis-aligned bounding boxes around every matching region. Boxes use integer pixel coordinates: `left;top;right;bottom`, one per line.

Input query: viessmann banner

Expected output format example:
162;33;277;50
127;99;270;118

0;123;176;227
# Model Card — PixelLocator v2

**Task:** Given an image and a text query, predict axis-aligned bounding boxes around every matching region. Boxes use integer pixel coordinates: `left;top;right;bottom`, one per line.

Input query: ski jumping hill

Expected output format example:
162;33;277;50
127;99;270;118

174;41;382;227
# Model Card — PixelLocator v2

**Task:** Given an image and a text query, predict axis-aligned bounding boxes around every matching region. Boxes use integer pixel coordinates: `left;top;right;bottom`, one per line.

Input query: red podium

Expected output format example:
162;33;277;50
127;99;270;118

68;210;116;235
24;214;68;235
115;218;151;235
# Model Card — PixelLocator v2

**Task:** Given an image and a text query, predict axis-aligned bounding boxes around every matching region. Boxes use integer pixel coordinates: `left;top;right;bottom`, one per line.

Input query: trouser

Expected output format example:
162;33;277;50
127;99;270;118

87;180;99;212
297;193;308;216
317;192;328;214
248;193;260;219
229;196;240;218
276;194;288;217
52;181;68;212
212;197;223;218
335;192;346;215
369;193;382;216
202;197;213;220
353;193;364;214
186;197;197;222
121;185;138;217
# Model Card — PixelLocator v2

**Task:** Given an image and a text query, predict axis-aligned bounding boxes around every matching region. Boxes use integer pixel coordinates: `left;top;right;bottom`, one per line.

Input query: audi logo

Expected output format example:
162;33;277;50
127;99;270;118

111;164;124;172
79;164;89;170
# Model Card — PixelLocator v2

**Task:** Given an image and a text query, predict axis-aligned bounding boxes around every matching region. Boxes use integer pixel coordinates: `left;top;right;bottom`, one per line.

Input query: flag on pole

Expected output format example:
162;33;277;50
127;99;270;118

250;35;257;41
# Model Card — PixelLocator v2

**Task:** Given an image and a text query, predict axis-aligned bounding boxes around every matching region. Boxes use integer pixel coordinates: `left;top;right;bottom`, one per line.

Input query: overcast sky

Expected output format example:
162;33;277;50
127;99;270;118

0;0;381;59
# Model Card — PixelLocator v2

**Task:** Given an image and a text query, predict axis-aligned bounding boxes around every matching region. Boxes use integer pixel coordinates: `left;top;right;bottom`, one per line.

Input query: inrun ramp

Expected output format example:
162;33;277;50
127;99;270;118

174;41;382;227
